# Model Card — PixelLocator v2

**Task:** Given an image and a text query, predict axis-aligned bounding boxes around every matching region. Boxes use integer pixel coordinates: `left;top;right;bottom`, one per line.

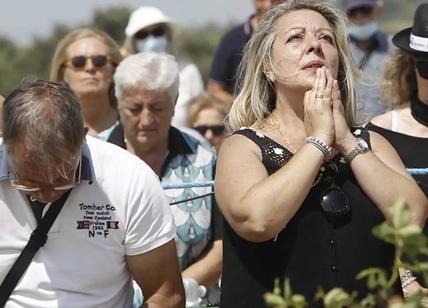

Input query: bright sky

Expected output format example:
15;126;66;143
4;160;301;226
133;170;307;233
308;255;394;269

0;0;254;46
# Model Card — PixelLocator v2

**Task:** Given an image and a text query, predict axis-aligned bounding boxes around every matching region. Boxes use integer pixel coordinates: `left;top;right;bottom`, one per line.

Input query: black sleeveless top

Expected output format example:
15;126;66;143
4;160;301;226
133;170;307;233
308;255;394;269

366;122;428;195
220;128;396;308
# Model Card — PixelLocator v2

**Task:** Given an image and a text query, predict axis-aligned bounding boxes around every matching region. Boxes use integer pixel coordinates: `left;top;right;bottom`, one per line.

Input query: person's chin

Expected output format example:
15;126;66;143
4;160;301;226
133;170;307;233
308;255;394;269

77;86;107;96
137;130;157;141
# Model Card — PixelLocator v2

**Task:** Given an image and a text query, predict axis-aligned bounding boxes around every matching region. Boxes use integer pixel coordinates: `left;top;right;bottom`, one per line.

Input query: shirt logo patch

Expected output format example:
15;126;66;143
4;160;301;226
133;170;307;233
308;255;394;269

76;203;119;238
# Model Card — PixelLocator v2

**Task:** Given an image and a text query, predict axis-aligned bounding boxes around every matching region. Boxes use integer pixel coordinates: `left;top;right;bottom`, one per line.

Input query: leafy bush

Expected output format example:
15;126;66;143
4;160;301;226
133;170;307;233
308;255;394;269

265;201;428;308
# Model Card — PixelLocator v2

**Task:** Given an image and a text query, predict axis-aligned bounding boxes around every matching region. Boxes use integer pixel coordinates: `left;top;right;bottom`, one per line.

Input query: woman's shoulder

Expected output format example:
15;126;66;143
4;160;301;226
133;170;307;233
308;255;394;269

370;111;393;130
220;128;262;158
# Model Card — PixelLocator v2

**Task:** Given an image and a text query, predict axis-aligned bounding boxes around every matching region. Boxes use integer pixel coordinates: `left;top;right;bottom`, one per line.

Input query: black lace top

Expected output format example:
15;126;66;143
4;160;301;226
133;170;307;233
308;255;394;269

220;127;396;308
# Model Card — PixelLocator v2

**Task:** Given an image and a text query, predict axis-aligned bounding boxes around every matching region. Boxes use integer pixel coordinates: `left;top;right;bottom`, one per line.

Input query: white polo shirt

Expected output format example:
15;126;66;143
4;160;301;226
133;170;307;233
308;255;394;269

0;136;176;308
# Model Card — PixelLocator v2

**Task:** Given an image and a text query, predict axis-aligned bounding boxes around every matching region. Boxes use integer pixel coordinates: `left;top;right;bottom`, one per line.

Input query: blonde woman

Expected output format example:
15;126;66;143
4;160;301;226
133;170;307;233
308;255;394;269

187;92;230;151
50;28;122;141
214;0;427;306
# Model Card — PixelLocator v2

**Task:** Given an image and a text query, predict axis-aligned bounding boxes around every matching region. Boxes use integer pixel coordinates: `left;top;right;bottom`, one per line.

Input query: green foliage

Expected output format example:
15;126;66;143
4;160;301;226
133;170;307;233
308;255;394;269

0;6;228;96
265;201;428;308
0;1;423;95
176;22;232;83
91;6;131;45
263;279;308;308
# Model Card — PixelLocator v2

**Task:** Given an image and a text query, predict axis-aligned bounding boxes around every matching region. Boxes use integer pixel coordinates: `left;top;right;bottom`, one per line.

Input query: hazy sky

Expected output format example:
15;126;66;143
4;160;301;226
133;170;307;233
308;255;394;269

0;0;254;45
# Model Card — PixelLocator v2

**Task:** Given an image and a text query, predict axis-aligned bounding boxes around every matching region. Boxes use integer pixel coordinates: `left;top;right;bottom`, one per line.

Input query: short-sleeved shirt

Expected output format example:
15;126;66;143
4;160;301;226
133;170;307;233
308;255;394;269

0;136;176;307
209;15;253;95
108;124;221;270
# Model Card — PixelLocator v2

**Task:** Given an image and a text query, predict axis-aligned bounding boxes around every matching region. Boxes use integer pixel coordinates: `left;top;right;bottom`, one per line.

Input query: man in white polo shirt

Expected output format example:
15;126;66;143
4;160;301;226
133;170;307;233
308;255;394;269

0;78;185;307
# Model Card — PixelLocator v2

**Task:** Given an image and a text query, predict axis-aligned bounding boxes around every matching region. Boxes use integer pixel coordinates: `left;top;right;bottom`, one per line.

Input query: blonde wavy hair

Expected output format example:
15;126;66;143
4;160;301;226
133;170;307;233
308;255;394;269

380;49;416;108
228;0;360;131
186;92;230;127
50;28;123;108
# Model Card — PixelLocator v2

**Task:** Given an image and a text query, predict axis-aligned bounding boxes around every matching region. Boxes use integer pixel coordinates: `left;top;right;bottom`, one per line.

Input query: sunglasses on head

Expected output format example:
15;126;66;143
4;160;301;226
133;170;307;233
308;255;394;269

134;27;166;40
347;6;373;18
67;55;109;69
319;162;350;220
193;125;225;136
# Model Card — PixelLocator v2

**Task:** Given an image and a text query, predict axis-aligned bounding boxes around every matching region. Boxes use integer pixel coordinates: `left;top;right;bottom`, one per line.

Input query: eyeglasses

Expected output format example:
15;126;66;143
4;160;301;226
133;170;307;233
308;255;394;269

319;162;350;220
347;6;373;18
193;125;225;136
66;55;110;69
134;27;166;40
10;157;82;192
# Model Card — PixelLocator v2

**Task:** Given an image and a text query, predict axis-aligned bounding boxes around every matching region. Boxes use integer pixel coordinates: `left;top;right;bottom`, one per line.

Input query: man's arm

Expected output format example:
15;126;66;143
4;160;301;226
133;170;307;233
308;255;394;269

127;240;185;308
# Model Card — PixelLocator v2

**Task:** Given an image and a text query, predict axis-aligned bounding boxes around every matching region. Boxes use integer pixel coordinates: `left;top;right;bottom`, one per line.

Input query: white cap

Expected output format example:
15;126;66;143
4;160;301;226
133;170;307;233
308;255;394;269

125;6;172;37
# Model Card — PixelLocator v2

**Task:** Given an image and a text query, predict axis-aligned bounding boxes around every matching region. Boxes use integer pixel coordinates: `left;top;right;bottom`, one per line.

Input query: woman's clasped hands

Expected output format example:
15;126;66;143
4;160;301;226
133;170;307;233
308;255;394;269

303;66;356;154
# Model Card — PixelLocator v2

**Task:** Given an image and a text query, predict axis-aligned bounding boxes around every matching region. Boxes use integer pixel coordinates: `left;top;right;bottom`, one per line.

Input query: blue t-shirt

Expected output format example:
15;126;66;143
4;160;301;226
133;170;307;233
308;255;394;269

209;15;254;95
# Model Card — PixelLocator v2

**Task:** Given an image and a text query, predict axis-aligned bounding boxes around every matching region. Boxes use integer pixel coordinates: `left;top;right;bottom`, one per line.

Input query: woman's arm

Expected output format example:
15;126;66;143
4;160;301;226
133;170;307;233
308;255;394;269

341;131;427;226
181;240;223;288
331;77;427;226
215;134;325;242
216;67;337;242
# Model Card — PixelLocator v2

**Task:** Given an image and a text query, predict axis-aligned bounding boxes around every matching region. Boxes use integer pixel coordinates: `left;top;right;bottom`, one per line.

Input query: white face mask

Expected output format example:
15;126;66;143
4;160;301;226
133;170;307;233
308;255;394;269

135;36;168;53
348;21;379;40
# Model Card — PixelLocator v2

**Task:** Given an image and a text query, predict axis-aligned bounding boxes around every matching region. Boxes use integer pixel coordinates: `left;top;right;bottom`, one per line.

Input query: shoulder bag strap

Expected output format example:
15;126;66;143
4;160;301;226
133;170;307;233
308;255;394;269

0;189;72;306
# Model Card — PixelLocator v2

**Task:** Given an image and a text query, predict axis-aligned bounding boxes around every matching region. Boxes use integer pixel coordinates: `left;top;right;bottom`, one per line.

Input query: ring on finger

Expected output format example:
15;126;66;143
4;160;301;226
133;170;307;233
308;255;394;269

315;94;324;99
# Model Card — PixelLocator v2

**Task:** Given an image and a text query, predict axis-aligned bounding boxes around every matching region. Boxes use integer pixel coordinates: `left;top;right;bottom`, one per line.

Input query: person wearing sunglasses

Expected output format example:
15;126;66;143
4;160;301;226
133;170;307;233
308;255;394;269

214;1;428;307
50;28;122;141
341;0;393;122
122;6;204;129
0;78;185;307
187;92;230;151
110;52;222;306
367;3;428;296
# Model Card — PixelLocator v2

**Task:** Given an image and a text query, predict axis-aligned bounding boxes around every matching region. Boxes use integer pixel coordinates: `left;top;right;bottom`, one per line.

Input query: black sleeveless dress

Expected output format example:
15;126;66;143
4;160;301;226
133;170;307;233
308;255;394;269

366;122;428;195
219;128;396;308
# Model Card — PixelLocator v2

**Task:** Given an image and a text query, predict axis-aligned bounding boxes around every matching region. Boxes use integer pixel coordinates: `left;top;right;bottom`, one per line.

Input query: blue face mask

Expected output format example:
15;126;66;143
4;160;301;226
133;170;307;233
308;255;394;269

136;36;168;53
348;21;379;40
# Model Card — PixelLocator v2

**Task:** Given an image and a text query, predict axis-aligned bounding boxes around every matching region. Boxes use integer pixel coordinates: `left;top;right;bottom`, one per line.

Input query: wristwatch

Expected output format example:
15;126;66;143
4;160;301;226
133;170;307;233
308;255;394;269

344;138;369;163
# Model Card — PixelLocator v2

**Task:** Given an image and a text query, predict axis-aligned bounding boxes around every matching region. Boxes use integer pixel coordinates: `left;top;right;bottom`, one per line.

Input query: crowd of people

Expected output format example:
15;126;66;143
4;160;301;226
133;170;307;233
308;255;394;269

0;0;428;307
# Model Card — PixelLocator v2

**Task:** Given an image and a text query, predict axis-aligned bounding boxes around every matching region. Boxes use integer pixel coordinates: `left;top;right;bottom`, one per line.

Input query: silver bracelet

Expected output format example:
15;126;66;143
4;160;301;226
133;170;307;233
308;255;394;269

400;269;417;289
305;136;335;160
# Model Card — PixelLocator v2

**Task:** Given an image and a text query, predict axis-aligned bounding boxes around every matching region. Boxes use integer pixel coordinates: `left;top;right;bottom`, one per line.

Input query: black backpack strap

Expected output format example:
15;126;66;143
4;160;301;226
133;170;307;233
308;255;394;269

0;189;72;306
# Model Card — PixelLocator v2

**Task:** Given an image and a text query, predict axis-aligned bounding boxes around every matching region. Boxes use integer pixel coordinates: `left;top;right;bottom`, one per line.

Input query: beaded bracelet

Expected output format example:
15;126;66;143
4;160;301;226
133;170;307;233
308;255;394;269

400;269;417;289
305;136;335;160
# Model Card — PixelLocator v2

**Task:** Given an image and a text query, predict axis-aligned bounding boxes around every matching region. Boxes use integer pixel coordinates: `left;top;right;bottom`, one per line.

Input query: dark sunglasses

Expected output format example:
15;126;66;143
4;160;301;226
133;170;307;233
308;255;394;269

67;55;109;69
134;27;166;40
347;6;373;18
193;125;225;136
319;162;350;220
416;60;428;77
